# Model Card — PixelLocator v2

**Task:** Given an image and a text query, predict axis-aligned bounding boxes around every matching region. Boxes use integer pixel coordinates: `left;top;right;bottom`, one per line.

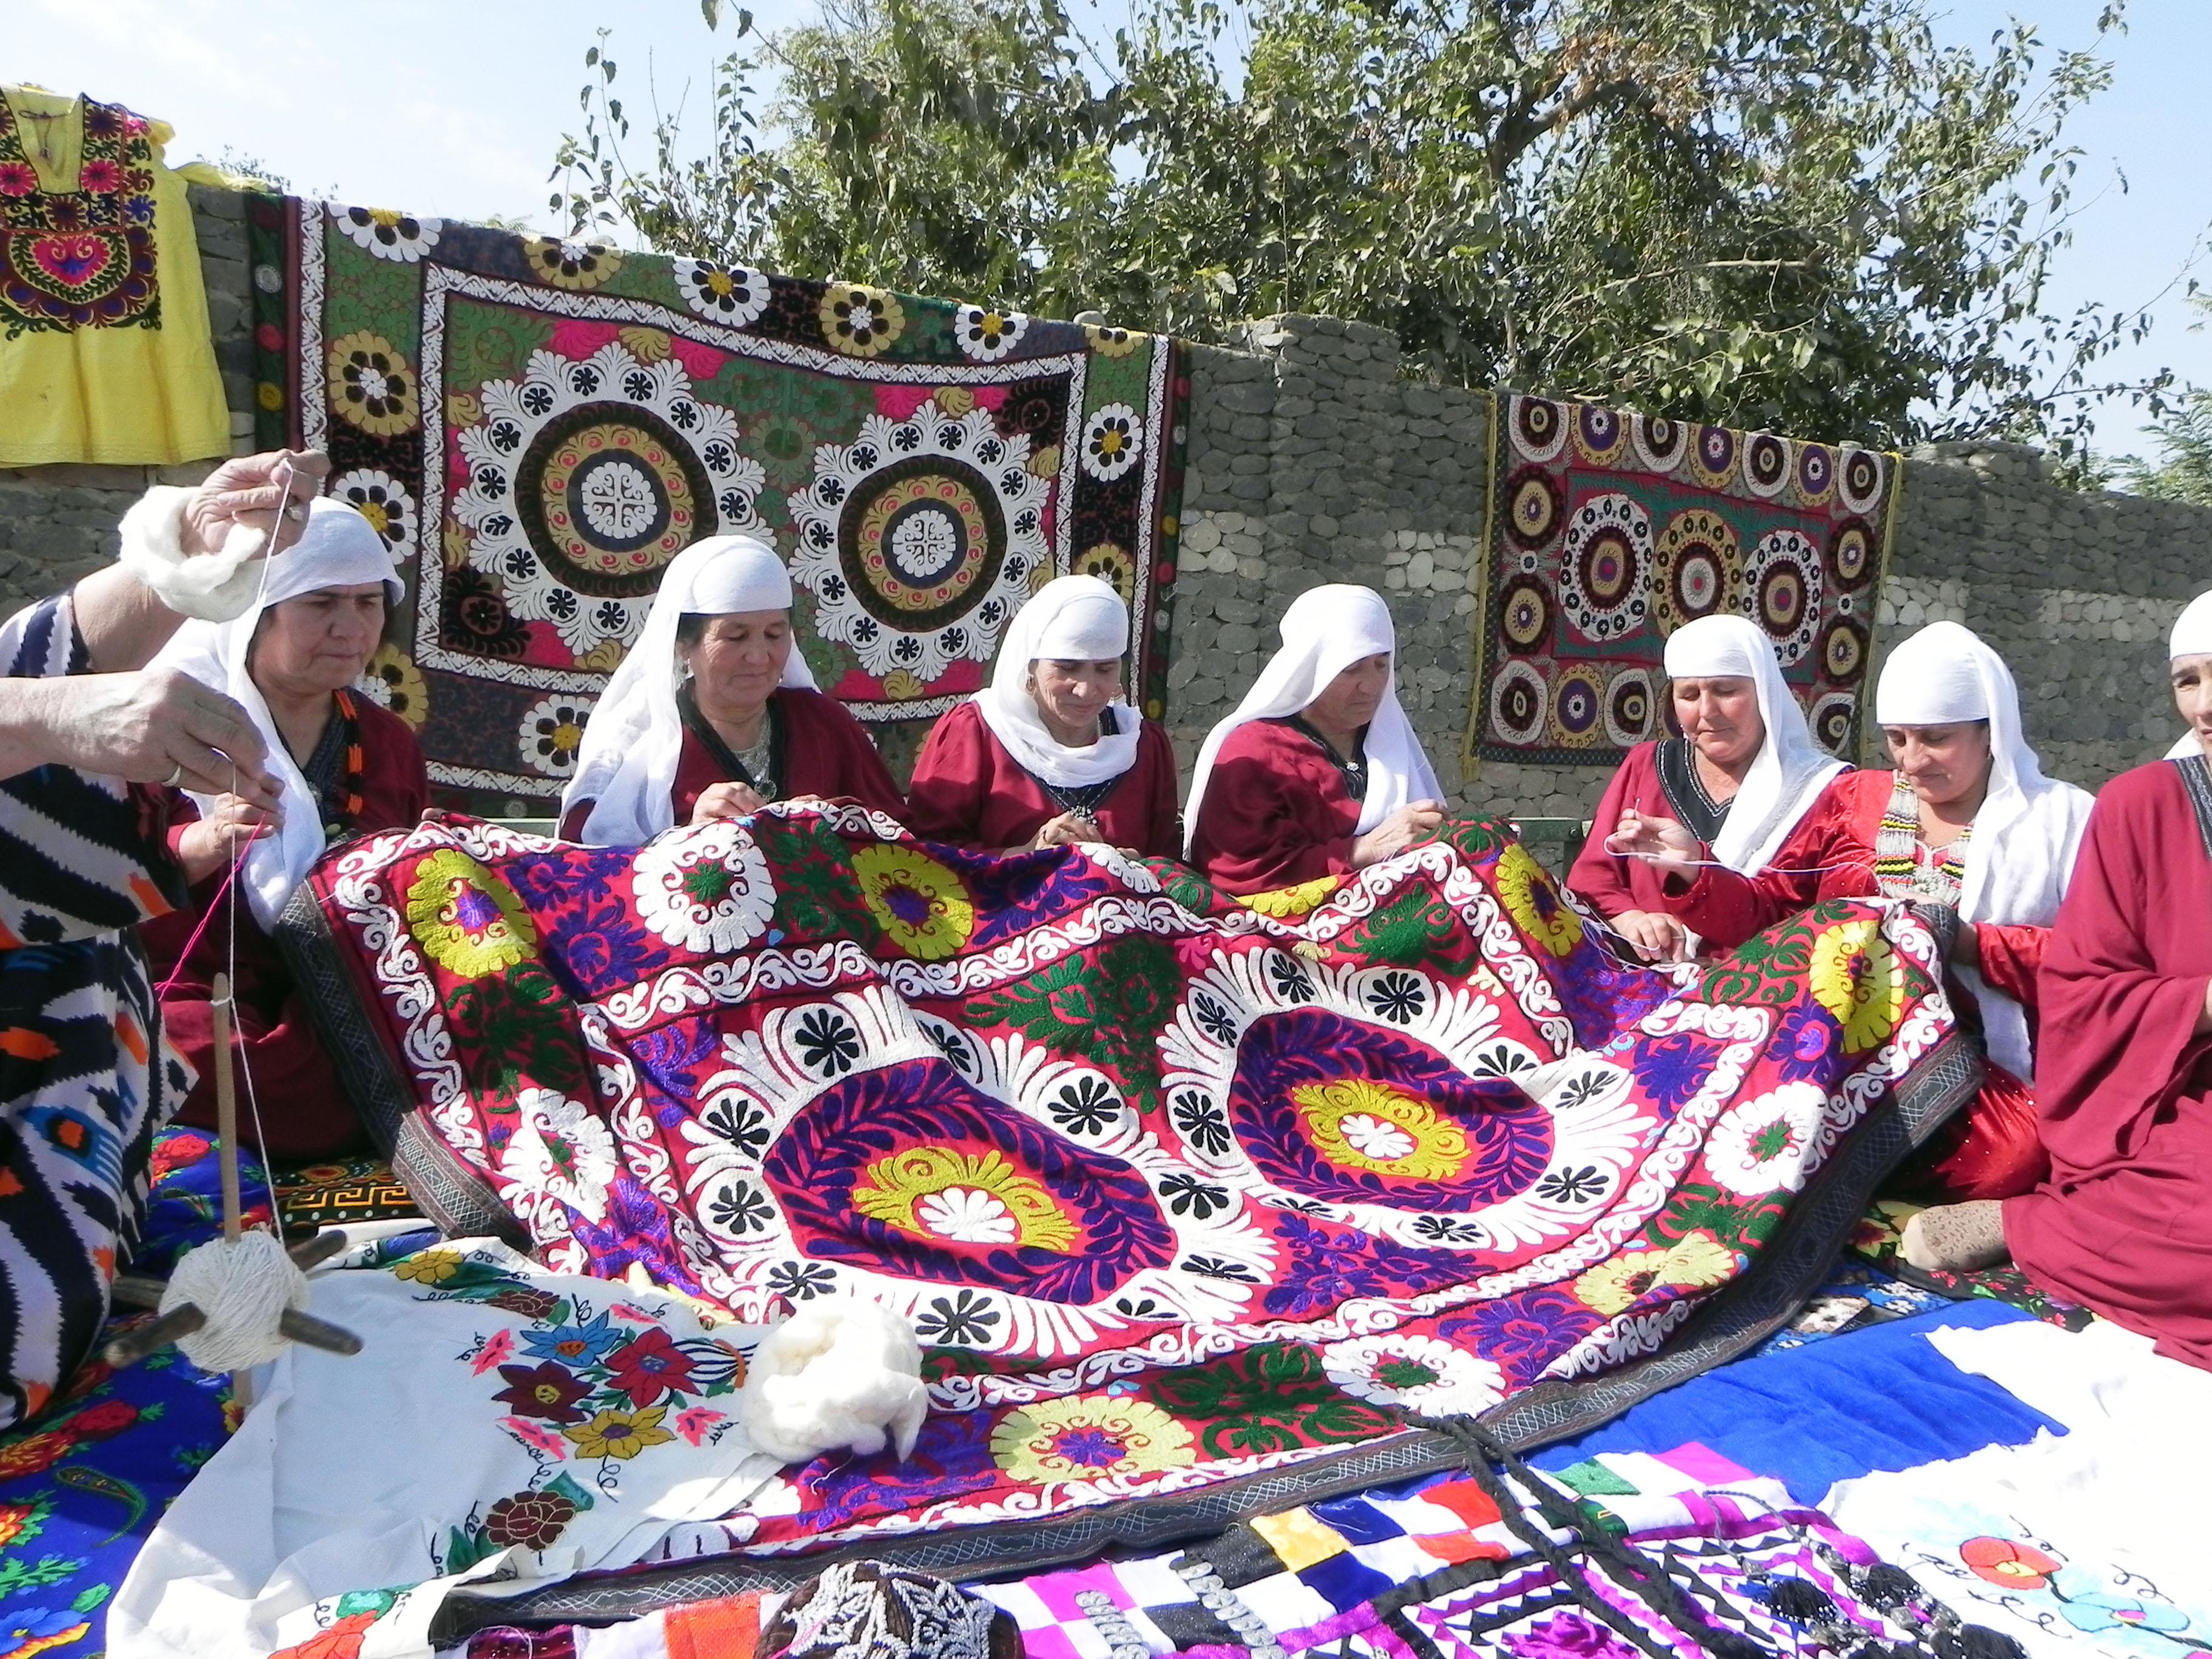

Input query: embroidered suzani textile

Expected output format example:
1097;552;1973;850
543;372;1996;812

248;196;1187;800
1468;395;1899;769
293;809;1972;1580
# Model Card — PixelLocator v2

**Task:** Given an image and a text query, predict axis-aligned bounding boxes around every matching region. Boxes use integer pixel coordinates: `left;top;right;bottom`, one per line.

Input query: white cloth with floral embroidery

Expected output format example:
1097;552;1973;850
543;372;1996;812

1823;1319;2212;1659
110;1240;780;1659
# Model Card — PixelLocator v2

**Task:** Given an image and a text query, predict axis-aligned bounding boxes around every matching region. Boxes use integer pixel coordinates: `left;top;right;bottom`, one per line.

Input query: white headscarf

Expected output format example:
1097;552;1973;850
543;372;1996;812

2165;592;2212;759
563;536;817;847
149;498;403;930
1661;615;1845;873
1874;620;2095;1083
976;575;1142;788
1184;585;1443;854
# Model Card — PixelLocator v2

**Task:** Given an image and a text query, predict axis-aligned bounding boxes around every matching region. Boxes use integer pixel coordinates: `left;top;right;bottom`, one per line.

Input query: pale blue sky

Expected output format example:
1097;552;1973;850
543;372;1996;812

16;0;2209;452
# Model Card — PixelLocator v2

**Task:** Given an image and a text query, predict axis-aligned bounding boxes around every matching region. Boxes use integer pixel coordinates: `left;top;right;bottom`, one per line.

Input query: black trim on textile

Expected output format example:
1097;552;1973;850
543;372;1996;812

1654;737;1731;846
679;683;783;800
1281;716;1370;804
273;882;415;1154
2172;753;2212;859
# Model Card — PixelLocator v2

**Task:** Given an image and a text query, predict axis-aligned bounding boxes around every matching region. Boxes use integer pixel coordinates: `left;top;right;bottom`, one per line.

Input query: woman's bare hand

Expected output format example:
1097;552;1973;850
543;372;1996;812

1610;908;1690;965
691;780;771;823
1352;800;1446;867
181;450;332;561
1604;808;1700;878
176;793;281;885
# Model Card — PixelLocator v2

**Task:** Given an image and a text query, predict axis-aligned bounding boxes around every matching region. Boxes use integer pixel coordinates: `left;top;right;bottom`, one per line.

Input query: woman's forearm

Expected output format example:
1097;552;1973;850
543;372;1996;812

72;565;187;674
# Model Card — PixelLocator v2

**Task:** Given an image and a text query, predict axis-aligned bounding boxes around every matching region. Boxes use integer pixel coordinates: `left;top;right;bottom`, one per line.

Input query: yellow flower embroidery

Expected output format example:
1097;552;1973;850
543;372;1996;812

1083;322;1142;358
393;1248;464;1285
1293;1079;1468;1181
853;844;974;960
1495;843;1581;957
1574;1231;1739;1315
563;1406;675;1461
523;235;621;290
853;1147;1078;1252
361;644;427;729
1076;543;1135;602
1809;919;1903;1053
406;850;538;979
990;1396;1196;1485
880;669;926;702
1238;876;1341;919
819;283;905;357
326;330;418;435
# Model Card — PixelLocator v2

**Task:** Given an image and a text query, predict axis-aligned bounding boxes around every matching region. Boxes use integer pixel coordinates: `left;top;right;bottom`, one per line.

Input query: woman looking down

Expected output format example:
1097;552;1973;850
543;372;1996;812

1607;621;2093;1201
1569;614;1845;964
560;536;903;843
903;574;1179;857
1185;585;1446;896
142;497;426;1159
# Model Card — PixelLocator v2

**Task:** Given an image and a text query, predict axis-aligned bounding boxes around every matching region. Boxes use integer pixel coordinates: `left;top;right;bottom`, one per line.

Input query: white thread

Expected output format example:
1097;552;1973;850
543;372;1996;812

162;1230;306;1372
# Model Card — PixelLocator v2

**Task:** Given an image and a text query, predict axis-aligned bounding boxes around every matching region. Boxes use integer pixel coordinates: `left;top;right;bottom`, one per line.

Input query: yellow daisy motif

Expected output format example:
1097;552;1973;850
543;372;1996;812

819;282;905;357
1238;875;1341;919
523;235;622;290
853;1147;1078;1251
326;330;418;435
1084;322;1142;358
880;669;926;701
392;1248;464;1285
563;1406;675;1461
406;850;539;978
1808;918;1903;1053
1075;542;1136;602
1495;843;1582;957
1574;1231;1740;1315
852;844;975;960
361;644;428;729
990;1396;1196;1485
1293;1079;1467;1181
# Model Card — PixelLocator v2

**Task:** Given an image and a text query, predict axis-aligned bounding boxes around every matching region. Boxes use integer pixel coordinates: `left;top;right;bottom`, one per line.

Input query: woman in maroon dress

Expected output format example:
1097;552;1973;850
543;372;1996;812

561;536;902;843
141;498;426;1158
905;575;1179;857
1184;585;1446;896
1608;622;2094;1202
1911;594;2212;1366
1570;614;1845;962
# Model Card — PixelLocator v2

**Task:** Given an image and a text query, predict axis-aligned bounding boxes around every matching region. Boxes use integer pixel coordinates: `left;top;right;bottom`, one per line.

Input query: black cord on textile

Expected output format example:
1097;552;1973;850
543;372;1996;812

1425;1415;1775;1659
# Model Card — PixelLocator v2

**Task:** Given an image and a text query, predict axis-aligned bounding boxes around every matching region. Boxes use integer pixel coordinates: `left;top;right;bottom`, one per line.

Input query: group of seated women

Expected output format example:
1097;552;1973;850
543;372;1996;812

136;494;2212;1373
145;523;1452;1158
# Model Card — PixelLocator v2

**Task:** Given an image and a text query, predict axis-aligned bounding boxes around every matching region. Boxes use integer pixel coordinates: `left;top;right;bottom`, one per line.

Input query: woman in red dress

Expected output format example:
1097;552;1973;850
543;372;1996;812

141;498;426;1158
1570;615;1845;963
561;536;902;843
1608;622;2094;1201
904;574;1179;857
1184;585;1446;896
1909;594;2212;1367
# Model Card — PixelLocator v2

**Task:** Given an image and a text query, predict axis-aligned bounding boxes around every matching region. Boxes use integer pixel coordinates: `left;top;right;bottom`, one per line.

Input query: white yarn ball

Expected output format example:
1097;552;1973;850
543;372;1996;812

161;1231;308;1372
737;1298;927;1466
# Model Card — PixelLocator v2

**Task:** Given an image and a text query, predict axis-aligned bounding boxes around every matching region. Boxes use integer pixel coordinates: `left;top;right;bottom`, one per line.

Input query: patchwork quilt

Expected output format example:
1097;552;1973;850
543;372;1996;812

286;810;1977;1586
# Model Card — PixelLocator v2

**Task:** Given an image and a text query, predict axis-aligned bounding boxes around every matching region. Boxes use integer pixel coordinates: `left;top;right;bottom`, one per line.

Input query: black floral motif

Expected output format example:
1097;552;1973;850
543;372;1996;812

914;1289;999;1346
1191;992;1238;1045
793;1008;861;1076
1181;1255;1258;1282
1553;1070;1614;1111
766;1261;836;1302
1535;1165;1607;1204
1112;1295;1166;1319
1159;1173;1233;1221
1170;1091;1233;1158
1411;1214;1487;1244
444;566;529;659
1267;953;1316;1005
703;1097;771;1158
1472;1042;1537;1079
1366;971;1427;1023
709;1180;775;1235
925;1022;979;1077
1047;1077;1119;1136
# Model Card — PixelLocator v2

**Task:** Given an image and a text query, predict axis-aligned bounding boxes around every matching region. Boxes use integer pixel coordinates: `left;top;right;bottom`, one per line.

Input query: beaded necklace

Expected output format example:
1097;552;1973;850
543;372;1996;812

300;688;367;842
1871;776;1970;905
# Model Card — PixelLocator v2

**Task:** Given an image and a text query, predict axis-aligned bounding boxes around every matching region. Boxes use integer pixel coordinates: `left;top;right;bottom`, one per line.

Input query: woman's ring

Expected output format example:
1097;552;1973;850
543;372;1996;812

284;503;307;523
163;763;184;788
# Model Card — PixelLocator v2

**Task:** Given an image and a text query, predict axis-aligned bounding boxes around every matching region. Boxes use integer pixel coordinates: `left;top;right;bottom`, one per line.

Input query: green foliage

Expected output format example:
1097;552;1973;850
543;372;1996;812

552;0;2181;454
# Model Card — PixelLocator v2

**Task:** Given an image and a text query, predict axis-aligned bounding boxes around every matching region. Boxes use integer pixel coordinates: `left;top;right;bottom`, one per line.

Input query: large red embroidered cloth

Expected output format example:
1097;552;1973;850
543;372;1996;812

289;812;1972;1583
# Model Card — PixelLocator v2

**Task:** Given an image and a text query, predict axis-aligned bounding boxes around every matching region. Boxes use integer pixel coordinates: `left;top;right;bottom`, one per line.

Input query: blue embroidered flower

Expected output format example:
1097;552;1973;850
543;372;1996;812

1636;1031;1720;1110
519;1310;622;1365
2049;1569;2194;1641
1773;1002;1838;1082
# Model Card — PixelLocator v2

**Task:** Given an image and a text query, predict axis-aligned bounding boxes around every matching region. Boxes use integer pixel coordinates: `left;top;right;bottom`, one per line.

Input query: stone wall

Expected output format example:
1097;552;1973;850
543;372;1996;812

1164;317;2212;813
6;184;2210;807
0;186;255;603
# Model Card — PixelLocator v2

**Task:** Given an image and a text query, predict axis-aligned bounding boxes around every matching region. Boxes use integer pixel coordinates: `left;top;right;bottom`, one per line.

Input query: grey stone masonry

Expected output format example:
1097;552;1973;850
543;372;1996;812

0;185;255;612
1169;321;2212;815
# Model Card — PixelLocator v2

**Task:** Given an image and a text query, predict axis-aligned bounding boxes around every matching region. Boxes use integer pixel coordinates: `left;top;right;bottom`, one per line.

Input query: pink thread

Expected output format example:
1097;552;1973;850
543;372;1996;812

154;854;246;999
